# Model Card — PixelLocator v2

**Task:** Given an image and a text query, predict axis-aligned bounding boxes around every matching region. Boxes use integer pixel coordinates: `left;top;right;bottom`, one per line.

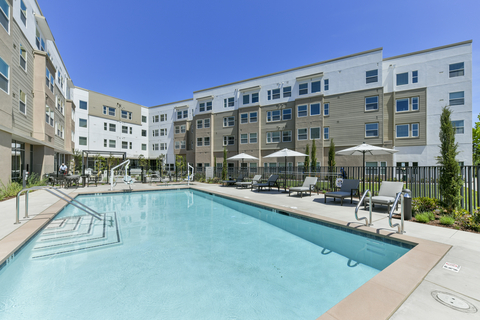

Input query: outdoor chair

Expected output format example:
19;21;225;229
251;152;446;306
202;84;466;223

324;179;360;205
252;174;280;192
236;175;262;189
289;177;318;197
87;172;101;187
367;181;404;212
223;175;243;186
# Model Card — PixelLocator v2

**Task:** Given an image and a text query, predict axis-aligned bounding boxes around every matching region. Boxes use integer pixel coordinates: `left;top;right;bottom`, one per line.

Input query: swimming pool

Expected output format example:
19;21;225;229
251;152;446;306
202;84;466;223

0;189;412;319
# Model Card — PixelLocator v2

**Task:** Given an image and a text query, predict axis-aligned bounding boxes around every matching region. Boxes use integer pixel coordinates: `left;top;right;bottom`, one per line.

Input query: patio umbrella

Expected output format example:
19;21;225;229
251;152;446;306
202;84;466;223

336;142;398;193
263;148;308;190
227;153;258;175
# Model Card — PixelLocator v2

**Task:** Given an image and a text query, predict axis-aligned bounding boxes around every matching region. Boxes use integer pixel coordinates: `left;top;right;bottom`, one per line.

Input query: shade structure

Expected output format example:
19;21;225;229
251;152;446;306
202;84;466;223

336;142;398;192
227;153;259;162
264;148;308;190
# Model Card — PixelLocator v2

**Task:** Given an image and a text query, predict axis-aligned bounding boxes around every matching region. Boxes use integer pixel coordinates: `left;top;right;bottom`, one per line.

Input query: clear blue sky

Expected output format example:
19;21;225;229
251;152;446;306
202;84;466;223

40;0;479;122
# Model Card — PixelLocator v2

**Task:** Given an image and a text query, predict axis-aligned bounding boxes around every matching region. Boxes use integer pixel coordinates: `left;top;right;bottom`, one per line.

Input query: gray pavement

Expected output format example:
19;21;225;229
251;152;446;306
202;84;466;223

1;182;479;319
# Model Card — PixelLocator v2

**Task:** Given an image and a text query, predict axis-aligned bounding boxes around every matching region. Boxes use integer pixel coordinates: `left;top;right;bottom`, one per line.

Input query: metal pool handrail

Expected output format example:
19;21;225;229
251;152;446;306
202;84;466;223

389;192;405;234
355;190;372;226
15;186;103;224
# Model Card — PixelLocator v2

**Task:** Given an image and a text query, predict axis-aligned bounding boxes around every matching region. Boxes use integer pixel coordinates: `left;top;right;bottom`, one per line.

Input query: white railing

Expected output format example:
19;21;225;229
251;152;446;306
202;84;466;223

110;160;130;191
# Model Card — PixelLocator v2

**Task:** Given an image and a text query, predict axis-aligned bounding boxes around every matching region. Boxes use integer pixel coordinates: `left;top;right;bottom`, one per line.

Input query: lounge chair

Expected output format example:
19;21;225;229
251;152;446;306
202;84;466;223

324;179;359;205
289;177;318;197
367;181;404;211
236;175;262;189
252;174;280;192
222;175;243;186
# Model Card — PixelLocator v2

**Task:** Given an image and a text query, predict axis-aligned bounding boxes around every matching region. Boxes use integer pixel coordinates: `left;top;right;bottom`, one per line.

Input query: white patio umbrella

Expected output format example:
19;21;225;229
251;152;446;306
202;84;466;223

227;153;259;176
263;148;308;189
336;142;398;192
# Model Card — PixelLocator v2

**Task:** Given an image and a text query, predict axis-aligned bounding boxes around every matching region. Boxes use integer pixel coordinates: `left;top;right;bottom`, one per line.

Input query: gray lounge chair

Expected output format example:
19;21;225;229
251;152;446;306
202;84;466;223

252;174;280;192
367;181;404;211
324;179;359;205
236;175;262;189
222;175;243;186
289;177;318;197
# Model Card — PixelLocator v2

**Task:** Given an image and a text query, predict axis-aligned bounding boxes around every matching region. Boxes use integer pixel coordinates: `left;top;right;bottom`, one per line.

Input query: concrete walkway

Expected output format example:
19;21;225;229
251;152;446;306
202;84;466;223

0;182;479;319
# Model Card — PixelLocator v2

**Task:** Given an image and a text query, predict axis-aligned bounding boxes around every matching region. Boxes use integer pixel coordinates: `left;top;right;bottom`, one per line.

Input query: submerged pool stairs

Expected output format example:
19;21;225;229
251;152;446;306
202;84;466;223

31;212;121;259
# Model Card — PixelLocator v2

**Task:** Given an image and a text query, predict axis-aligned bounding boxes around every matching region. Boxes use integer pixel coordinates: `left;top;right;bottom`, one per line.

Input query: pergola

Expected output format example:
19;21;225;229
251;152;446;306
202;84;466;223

81;150;126;176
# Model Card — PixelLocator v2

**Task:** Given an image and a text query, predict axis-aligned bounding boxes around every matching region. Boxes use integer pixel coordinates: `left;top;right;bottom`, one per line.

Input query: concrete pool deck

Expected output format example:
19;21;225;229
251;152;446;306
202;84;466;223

0;182;479;319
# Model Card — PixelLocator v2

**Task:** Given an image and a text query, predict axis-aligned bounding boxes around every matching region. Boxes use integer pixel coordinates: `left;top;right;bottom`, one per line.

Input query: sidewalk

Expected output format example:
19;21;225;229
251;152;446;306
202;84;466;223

0;182;479;319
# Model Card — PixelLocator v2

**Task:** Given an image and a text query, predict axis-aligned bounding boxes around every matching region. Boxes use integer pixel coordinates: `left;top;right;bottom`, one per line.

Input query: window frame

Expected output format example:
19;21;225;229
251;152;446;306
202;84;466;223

223;136;235;146
324;103;329;116
310;103;320;116
412;70;418;83
310;127;321;140
324;79;329;91
19;89;26;114
0;0;9;33
366;69;378;83
282;130;292;142
323;127;329;140
365;123;379;138
197;119;203;129
449;62;464;78
224;97;234;108
79;100;87;110
249;112;258;123
449;91;465;106
266;110;281;122
249;133;257;144
223;116;235;127
240;133;248;144
297;128;308;141
204;118;210;128
266;131;281;144
204;137;210;146
396;72;409;86
282;108;292;120
299;83;308;95
0;56;9;93
365;96;379;111
451;120;465;134
103;106;116;117
240;113;248;124
197;137;203;147
283;86;291;98
297;105;308;117
311;81;321;93
79;118;87;128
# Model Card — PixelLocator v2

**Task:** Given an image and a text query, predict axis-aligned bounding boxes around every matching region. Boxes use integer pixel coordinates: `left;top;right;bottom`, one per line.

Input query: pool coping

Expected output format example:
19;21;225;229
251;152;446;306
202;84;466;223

0;186;451;320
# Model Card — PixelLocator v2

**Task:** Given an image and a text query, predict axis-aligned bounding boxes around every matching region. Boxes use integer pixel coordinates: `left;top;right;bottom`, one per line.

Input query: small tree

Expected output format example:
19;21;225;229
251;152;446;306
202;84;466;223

437;106;462;211
473;114;480;165
311;139;317;172
304;144;310;174
328;139;336;189
214;156;217;175
72;149;83;173
222;148;228;180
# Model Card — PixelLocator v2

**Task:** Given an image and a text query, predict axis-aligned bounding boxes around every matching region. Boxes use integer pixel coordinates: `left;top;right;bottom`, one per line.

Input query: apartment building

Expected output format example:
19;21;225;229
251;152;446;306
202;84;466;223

0;0;75;185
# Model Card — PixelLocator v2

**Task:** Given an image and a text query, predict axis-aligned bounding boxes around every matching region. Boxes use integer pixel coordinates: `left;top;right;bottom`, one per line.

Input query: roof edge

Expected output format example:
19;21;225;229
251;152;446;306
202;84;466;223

384;40;472;61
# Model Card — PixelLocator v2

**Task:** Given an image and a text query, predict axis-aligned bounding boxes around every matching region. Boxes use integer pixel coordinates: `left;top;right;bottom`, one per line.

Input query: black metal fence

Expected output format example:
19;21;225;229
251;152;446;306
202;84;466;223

194;165;480;213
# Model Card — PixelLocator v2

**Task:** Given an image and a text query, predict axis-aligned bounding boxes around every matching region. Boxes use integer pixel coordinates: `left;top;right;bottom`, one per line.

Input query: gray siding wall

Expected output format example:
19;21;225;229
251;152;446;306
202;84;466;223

213;110;237;152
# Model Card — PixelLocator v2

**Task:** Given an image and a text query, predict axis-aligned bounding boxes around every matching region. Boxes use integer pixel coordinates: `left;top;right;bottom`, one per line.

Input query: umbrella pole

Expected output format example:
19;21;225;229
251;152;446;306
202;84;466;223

363;152;365;194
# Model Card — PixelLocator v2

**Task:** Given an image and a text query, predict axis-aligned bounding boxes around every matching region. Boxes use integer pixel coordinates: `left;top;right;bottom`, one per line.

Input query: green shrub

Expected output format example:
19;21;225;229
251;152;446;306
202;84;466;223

412;197;442;215
439;215;455;225
415;211;435;223
0;181;23;201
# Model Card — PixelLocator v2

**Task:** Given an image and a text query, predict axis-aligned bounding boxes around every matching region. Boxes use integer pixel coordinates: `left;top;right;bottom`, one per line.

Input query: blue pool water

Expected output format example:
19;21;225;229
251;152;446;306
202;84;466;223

0;190;412;319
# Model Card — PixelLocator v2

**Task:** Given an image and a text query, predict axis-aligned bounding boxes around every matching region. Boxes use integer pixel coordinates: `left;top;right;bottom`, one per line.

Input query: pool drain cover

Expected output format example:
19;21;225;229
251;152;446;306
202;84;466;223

431;291;477;313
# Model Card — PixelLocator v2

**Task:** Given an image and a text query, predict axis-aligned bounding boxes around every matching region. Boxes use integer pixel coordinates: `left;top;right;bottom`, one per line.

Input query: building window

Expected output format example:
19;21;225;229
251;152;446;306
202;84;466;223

267;89;280;100
283;86;291;98
310;103;320;116
0;56;9;93
109;123;116;132
180;125;186;133
396;72;408;86
109;140;116;148
299;83;308;95
267;131;281;143
103;106;116;116
104;123;107;130
121;110;132;119
365;96;378;111
267;110;281;122
129;142;132;149
396;124;410;138
79;136;87;146
396;98;409;112
240;134;248;144
324;79;329;91
122;141;128;149
282;108;292;120
223;136;234;146
240;113;248;124
412;123;419;137
129;127;132;134
142;115;147;123
175;141;180;149
451;120;464;134
160;128;167;136
224;97;234;108
249;133;257;143
412;97;419;111
204;137;210;146
20;0;26;25
142;144;146;151
297;128;308;140
175;126;179;134
19;90;26;114
197;137;203;147
204;119;210;128
324;103;329;116
197;119;203;129
412;71;418;83
199;101;212;112
449;62;464;77
153;143;159;151
449;91;464;106
310;127;321;140
0;0;9;32
141;129;146;137
180;140;186;149
249;112;257;123
152;129;159;137
153;115;159;122
365;123;379;137
311;81;321;93
122;126;128;134
19;46;26;71
104;139;107;147
160;114;167;121
177;110;188;119
283;130;292;142
223;116;235;127
324;127;329;140
45;106;53;126
79;118;87;128
251;92;259;103
243;94;249;105
366;69;378;83
79;100;87;110
297;105;308;117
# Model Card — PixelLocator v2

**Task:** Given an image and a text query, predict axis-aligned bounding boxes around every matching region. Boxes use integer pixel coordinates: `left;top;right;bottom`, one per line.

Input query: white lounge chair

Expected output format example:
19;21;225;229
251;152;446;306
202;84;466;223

289;177;318;197
324;179;360;205
367;181;404;211
236;175;262;189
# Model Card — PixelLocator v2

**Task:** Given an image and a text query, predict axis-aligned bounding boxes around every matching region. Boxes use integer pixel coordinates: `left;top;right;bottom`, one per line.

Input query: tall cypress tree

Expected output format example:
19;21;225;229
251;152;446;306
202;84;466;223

311;139;317;172
222;148;228;180
437;106;462;211
328;139;336;189
304;144;310;174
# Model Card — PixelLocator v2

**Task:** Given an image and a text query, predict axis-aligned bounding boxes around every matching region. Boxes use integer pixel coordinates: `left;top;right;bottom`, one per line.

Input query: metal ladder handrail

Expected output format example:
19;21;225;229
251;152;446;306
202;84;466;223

355;189;373;226
15;186;102;224
110;159;130;190
388;192;405;234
